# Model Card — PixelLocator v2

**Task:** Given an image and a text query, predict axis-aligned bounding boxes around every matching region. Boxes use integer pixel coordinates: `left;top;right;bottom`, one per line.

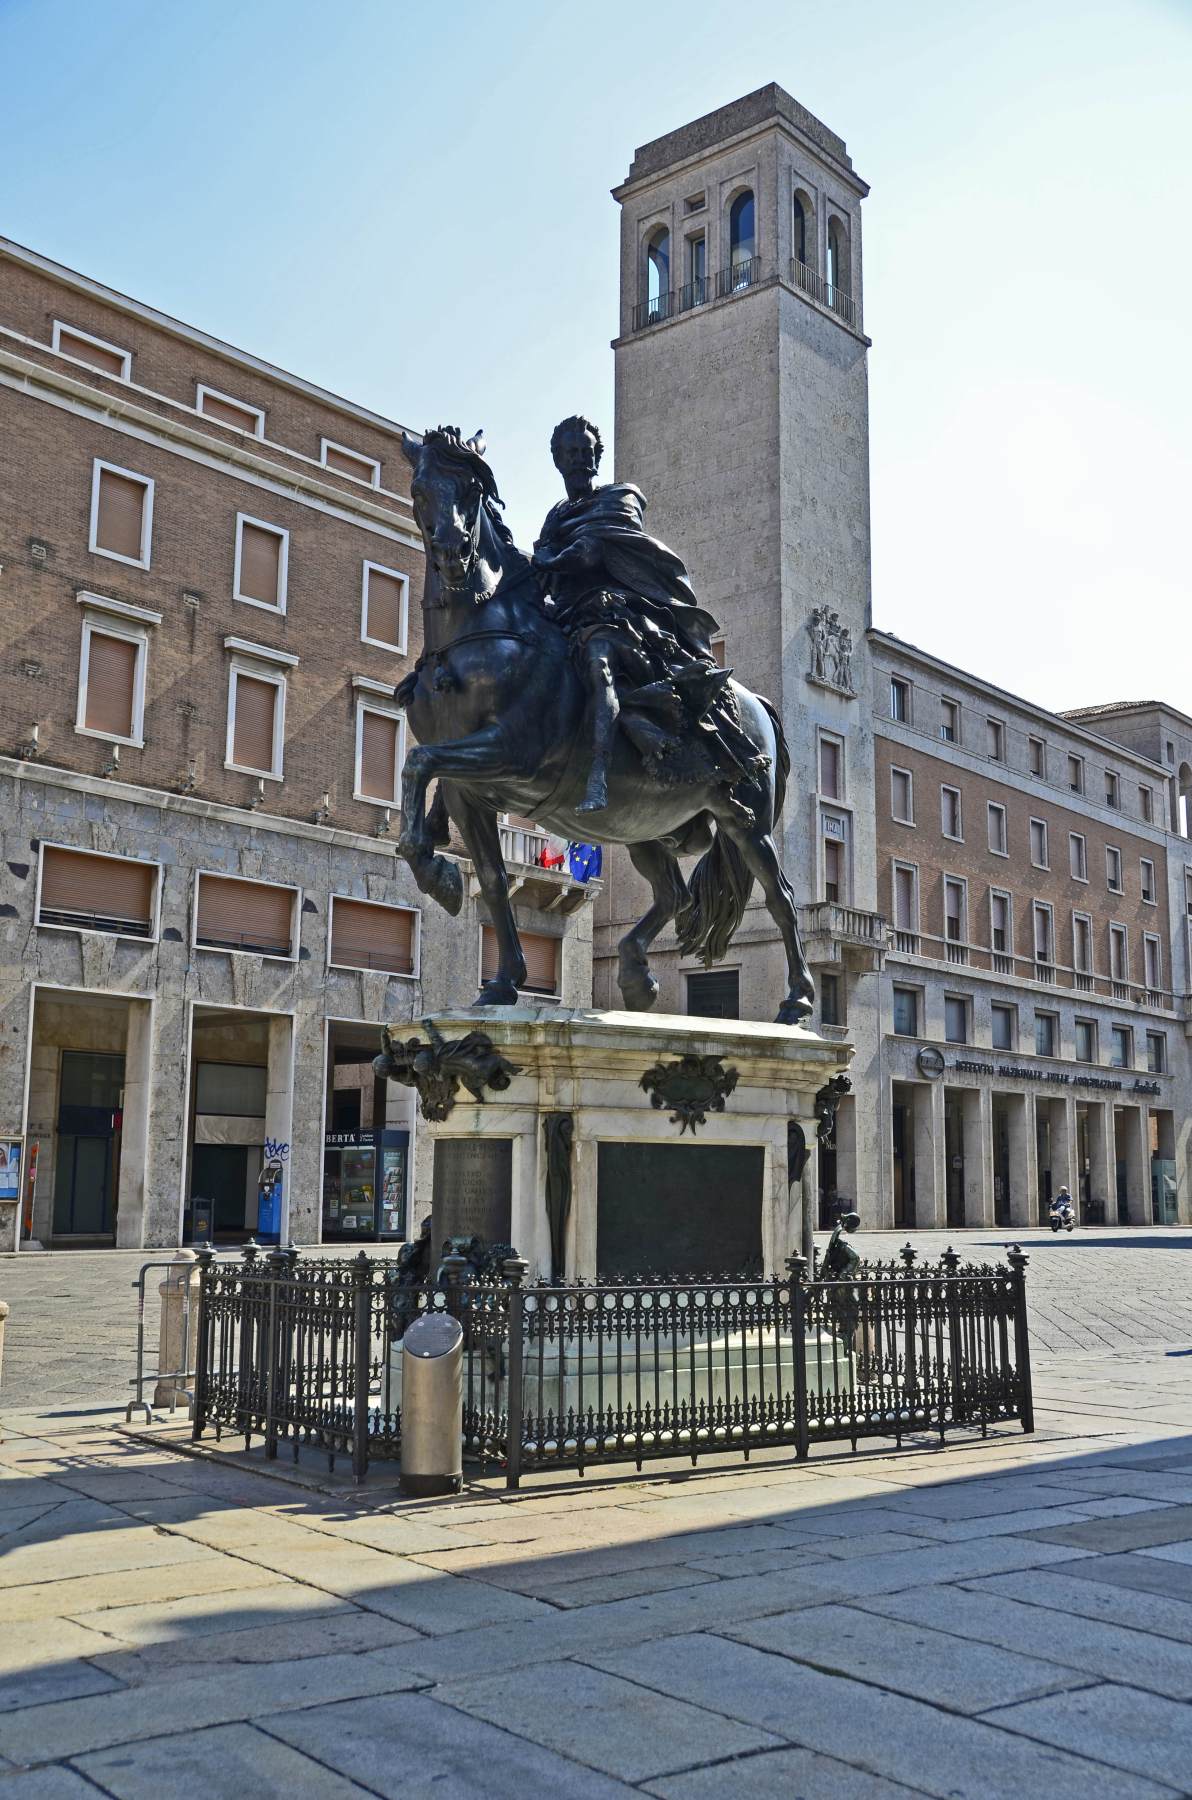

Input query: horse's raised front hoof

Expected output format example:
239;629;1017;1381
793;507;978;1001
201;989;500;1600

775;996;815;1027
426;855;463;917
619;971;659;1012
475;979;522;1007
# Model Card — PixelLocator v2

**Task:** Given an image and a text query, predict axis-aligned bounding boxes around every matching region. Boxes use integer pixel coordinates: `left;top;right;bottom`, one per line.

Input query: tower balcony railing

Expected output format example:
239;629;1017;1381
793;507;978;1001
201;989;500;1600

790;257;857;329
715;256;761;299
632;290;677;332
679;276;710;311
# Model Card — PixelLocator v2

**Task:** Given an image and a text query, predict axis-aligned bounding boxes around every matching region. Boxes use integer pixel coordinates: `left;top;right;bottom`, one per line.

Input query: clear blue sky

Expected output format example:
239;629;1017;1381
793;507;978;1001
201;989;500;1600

2;0;1189;711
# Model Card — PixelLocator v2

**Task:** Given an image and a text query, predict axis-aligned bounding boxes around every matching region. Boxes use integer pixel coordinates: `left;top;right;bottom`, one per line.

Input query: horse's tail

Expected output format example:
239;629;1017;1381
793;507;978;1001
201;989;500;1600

676;696;790;966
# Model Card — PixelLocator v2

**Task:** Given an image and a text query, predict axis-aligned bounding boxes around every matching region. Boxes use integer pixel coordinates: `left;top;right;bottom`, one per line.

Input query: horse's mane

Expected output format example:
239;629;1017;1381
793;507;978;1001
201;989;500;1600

419;426;521;555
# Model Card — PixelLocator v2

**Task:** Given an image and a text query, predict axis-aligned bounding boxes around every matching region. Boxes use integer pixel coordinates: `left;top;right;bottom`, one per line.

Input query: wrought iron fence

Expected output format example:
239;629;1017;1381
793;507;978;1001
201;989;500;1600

191;1244;1032;1488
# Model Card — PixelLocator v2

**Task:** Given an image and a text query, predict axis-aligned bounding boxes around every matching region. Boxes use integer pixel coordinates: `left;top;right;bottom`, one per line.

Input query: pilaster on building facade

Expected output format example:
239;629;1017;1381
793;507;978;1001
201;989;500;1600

0;238;598;1251
600;83;1191;1231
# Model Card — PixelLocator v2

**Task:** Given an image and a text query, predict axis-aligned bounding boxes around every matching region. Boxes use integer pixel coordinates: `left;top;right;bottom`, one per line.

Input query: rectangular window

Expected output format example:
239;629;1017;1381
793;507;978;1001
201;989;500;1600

1035;1012;1057;1057
1141;858;1156;904
196;385;264;436
991;890;1012;972
991;1003;1015;1051
321;439;381;486
1140;785;1153;823
1073;913;1092;988
226;666;284;778
234;515;288;612
944;877;966;956
1110;1026;1132;1069
890;677;910;723
195;873;295;959
945;995;968;1044
1069;833;1087;881
686;968;739;1019
1033;902;1053;970
820;971;843;1027
823;837;843;903
988;803;1007;855
710;637;726;669
940;699;959;744
1109;923;1129;986
195;1062;268;1117
89;460;153;568
1028;736;1046;777
52;320;131;380
890;766;913;823
361;561;409;653
986;718;1005;761
1147;1031;1167;1074
329;896;416;975
1068;754;1084;794
1106;846;1123;893
481;925;559;996
819;735;842;800
76;620;145;745
1075;1019;1096;1063
941;785;962;840
1105;770;1119;808
1143;934;1162;994
355;704;404;807
38;845;155;938
892;986;918;1037
1030;818;1048;868
893;863;918;947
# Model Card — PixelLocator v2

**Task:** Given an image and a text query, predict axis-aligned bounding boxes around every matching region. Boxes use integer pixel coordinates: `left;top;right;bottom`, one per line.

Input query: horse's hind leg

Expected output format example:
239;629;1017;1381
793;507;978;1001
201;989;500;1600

450;789;527;1004
617;839;689;1012
716;814;815;1026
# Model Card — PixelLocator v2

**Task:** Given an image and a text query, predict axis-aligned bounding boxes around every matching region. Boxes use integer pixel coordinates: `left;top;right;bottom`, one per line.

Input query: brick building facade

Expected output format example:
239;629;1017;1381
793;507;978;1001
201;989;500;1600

597;85;1191;1229
0;237;597;1250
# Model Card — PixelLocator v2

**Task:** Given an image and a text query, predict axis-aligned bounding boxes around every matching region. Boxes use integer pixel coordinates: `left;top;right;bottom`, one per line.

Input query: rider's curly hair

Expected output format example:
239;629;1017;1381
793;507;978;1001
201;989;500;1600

550;415;604;466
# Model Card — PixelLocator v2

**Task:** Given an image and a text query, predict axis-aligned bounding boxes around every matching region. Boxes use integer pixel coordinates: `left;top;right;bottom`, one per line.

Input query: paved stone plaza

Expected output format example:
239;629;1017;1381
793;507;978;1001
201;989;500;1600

3;1231;1192;1795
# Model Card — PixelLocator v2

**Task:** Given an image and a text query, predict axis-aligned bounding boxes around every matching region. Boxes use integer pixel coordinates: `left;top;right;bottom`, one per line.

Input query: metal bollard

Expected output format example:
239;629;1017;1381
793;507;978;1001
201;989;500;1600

399;1311;463;1497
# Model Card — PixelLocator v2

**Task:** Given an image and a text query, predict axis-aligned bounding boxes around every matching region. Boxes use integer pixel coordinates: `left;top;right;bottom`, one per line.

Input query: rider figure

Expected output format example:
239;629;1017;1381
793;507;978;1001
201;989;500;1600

532;416;762;814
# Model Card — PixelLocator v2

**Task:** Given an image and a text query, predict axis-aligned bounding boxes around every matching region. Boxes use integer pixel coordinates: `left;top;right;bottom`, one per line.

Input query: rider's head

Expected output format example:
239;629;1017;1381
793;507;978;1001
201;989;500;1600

551;416;603;486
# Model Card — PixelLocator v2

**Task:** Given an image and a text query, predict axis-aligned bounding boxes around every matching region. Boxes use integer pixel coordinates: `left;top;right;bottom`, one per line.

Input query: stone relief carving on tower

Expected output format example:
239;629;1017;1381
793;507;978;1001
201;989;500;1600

806;606;857;698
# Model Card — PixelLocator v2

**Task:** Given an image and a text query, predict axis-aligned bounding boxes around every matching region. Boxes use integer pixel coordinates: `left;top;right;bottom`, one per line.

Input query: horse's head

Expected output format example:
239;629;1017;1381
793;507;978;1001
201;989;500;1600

401;426;500;596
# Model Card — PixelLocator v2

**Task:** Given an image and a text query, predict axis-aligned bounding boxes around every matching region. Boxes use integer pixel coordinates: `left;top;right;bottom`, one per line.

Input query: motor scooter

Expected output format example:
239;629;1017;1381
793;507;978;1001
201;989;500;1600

1049;1197;1075;1233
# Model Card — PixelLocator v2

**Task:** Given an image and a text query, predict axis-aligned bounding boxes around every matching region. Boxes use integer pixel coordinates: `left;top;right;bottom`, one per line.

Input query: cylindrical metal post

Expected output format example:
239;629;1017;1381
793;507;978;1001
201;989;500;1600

191;1247;215;1440
1007;1244;1034;1434
786;1254;810;1460
353;1252;372;1485
503;1256;528;1491
400;1311;463;1496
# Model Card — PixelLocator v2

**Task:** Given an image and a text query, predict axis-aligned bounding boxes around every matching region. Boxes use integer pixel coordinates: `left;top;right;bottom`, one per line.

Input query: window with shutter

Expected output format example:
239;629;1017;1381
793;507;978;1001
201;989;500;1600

330;898;415;974
54;324;130;379
323;441;380;484
481;925;559;994
40;847;155;936
357;708;401;803
197;387;263;434
81;629;140;740
362;563;407;650
235;517;287;610
686;969;739;1018
230;672;280;775
91;463;150;565
196;874;294;957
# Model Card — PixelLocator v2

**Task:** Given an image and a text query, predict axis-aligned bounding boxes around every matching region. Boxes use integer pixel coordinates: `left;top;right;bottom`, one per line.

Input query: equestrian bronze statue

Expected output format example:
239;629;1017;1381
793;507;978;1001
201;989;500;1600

393;417;815;1026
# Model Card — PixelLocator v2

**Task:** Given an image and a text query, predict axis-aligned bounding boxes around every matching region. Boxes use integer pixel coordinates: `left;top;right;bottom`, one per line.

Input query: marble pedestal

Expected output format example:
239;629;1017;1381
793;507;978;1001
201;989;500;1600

420;1007;852;1283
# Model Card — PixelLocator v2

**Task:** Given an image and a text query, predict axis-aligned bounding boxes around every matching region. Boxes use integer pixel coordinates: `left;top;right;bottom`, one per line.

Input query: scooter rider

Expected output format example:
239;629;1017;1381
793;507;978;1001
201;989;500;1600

1049;1186;1076;1231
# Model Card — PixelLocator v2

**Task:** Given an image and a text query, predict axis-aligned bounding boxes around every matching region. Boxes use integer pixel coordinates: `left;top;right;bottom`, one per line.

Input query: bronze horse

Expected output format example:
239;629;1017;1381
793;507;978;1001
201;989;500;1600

393;428;814;1026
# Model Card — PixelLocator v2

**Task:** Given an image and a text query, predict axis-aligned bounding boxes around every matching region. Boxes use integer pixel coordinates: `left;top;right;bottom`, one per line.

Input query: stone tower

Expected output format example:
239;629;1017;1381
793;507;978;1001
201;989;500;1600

601;84;880;1213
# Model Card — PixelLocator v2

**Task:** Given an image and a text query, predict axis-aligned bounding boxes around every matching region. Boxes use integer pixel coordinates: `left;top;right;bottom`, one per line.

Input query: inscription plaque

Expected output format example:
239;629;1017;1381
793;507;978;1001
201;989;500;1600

432;1137;512;1247
596;1143;763;1279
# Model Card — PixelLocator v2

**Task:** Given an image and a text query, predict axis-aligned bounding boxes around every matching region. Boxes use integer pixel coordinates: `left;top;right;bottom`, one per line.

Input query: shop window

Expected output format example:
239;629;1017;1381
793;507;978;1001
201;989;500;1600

361;562;409;652
1110;1026;1132;1069
39;845;155;939
1075;1018;1097;1063
330;897;416;975
892;987;918;1037
687;968;739;1019
321;439;381;486
944;996;968;1044
1147;1031;1167;1074
481;925;559;996
1035;1012;1057;1057
53;320;131;379
197;385;264;435
195;873;295;958
355;704;404;807
991;1004;1015;1051
234;515;288;613
89;460;152;567
77;621;146;745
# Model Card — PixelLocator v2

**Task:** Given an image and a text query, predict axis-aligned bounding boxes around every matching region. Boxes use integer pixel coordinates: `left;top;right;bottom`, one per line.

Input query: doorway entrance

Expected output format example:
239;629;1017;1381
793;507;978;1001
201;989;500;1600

52;1050;124;1239
892;1084;915;1228
944;1093;965;1229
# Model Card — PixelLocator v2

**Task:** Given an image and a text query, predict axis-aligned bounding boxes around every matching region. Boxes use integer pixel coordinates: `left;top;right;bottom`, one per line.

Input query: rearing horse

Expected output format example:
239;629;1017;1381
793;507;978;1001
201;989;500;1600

394;428;815;1027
